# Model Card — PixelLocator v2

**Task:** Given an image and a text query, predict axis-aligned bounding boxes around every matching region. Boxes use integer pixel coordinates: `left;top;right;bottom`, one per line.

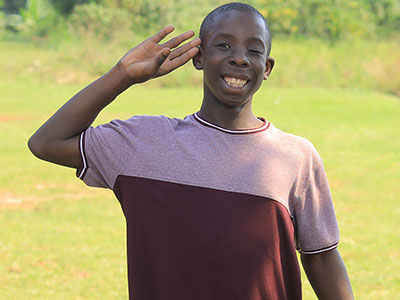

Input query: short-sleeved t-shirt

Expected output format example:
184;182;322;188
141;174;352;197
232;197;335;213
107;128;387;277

77;113;339;300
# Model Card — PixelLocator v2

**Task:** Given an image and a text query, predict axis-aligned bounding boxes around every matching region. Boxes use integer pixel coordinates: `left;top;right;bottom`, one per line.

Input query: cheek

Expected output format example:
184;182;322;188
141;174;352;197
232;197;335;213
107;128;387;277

253;60;267;80
203;59;223;80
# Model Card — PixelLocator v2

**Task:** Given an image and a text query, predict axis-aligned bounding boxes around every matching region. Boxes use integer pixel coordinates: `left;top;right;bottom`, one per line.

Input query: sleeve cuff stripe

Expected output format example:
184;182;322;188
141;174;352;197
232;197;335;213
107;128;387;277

299;242;339;254
77;131;88;179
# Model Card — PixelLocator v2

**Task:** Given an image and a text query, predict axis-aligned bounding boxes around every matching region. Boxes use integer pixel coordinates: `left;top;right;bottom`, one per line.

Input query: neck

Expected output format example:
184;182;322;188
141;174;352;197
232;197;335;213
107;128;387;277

198;95;263;131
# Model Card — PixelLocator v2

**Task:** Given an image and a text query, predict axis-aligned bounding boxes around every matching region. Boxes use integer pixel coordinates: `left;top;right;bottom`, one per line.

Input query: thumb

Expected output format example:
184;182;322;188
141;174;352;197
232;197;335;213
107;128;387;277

155;47;170;67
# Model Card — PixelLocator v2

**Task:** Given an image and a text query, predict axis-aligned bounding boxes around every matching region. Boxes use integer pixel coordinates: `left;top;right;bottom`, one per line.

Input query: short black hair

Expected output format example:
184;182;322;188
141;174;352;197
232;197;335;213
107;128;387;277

199;2;272;56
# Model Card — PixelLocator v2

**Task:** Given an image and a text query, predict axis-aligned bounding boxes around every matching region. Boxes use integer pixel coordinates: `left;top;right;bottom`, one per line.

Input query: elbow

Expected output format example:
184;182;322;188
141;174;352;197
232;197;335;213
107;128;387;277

28;133;47;160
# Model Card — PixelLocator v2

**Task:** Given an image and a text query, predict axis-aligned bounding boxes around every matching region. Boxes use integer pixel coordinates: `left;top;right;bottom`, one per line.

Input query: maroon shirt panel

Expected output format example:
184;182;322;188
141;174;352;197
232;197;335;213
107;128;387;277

114;175;301;300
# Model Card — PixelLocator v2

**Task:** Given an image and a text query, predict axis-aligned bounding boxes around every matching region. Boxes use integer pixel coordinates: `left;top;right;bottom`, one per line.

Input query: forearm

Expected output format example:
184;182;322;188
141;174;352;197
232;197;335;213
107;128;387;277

28;26;199;168
28;63;131;166
301;249;354;300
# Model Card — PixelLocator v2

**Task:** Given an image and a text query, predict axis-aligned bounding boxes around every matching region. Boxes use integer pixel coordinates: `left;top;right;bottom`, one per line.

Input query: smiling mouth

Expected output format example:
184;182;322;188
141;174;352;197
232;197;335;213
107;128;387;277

223;76;248;88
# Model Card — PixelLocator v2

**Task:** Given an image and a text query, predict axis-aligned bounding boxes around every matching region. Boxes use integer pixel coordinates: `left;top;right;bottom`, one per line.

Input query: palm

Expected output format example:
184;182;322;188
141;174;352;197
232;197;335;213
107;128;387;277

119;26;201;84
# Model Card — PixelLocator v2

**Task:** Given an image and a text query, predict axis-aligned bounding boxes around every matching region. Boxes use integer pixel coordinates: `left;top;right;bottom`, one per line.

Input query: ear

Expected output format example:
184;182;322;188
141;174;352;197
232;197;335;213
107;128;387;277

263;57;275;80
192;46;203;70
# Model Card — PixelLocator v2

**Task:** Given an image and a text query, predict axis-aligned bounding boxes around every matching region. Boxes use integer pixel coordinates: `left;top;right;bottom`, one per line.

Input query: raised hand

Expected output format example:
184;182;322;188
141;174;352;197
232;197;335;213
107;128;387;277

118;25;201;84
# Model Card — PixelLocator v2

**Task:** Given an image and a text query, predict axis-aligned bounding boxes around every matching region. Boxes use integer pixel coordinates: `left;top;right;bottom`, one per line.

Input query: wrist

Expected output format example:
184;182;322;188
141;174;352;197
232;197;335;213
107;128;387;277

113;61;137;88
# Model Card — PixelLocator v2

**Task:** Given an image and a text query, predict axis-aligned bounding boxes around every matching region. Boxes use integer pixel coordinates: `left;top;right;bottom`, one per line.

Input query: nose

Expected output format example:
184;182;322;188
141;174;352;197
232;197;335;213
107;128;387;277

229;48;249;67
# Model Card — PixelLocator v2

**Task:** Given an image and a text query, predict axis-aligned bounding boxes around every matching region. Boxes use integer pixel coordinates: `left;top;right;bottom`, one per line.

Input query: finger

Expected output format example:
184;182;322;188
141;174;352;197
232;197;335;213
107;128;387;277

156;46;200;78
161;30;195;49
149;25;175;43
167;47;200;70
155;47;171;66
168;38;201;61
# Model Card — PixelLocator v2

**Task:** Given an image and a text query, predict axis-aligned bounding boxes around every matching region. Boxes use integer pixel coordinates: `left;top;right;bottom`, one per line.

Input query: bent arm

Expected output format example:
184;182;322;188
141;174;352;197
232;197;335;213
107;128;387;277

28;64;130;169
28;26;200;169
301;248;354;300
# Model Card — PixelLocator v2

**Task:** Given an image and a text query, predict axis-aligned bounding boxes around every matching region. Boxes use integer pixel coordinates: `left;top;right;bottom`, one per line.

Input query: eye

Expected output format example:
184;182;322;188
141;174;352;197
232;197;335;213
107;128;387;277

249;49;263;55
217;43;230;50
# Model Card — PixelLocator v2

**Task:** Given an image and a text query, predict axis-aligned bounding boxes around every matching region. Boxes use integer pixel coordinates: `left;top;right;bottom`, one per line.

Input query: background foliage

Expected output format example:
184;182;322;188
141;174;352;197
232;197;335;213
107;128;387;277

1;0;399;95
255;0;400;40
1;0;399;39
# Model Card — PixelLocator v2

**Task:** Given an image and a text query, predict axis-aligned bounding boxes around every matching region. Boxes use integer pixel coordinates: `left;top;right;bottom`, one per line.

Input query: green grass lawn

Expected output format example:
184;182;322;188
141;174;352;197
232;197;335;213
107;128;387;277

1;78;399;299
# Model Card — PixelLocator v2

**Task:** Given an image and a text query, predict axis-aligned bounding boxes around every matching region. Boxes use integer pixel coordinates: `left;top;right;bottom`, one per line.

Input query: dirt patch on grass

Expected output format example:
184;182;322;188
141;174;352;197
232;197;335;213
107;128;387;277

0;182;108;210
0;115;24;122
0;191;39;210
56;70;91;85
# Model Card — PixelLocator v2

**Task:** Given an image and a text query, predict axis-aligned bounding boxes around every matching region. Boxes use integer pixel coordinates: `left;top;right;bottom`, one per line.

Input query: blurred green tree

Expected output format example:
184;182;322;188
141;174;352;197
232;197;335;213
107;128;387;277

49;0;98;15
364;0;400;34
4;0;26;13
68;2;132;40
20;0;57;37
2;0;400;40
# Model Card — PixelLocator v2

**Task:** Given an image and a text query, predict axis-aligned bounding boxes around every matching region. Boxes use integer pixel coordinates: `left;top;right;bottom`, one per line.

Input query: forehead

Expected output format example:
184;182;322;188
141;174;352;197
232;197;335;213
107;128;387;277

204;10;267;45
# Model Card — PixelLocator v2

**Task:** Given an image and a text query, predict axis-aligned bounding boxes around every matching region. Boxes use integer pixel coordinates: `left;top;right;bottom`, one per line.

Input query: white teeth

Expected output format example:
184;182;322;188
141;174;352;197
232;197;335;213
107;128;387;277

224;76;247;88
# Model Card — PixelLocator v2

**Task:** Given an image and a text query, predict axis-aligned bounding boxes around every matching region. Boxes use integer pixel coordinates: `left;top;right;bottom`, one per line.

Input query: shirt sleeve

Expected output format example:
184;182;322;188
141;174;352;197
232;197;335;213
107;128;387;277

76;116;141;189
292;145;340;254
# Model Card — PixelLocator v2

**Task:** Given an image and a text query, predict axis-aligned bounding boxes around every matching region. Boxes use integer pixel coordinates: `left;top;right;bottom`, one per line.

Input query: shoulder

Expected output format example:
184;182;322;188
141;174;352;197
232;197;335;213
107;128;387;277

138;114;182;127
88;114;197;142
269;124;322;165
94;114;188;132
137;114;198;135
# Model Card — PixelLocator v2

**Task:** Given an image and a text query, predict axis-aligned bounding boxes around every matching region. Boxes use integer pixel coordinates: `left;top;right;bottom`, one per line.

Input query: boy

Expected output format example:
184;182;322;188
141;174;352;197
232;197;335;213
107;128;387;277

28;2;354;300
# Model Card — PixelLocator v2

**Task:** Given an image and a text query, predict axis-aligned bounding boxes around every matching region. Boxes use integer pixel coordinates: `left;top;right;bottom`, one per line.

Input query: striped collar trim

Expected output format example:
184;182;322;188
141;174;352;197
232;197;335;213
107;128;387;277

193;113;270;134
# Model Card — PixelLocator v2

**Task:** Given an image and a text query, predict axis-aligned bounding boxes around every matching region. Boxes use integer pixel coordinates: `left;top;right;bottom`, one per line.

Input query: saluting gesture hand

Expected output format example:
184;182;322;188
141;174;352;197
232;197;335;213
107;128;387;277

118;25;201;84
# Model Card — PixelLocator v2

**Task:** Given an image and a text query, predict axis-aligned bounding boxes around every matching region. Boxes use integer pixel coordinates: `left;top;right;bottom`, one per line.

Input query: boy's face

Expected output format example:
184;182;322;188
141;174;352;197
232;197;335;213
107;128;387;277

194;10;274;108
